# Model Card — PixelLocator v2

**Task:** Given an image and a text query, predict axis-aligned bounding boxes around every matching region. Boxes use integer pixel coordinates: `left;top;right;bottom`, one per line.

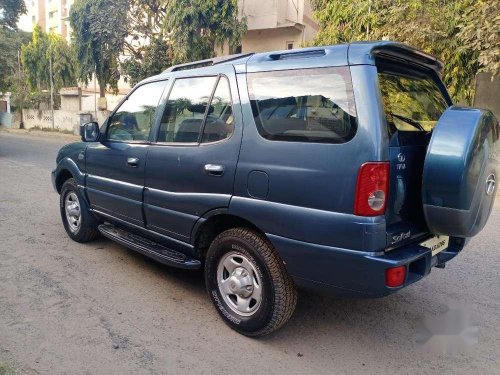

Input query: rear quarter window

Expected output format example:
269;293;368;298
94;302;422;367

247;67;357;143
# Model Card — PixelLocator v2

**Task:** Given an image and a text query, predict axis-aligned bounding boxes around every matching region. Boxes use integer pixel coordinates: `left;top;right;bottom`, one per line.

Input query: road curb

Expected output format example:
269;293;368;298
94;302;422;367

0;126;79;141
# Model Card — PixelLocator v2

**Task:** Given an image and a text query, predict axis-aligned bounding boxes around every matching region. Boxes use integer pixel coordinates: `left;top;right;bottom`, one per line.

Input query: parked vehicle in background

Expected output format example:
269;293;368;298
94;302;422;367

52;41;499;336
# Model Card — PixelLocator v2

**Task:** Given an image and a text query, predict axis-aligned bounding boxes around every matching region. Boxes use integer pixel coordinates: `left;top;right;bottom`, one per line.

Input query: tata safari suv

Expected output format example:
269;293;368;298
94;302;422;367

52;42;499;336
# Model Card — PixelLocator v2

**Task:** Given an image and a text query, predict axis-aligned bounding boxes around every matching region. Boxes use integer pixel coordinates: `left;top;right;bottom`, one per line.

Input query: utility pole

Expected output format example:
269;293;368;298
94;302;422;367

94;71;97;121
17;50;23;128
49;53;55;129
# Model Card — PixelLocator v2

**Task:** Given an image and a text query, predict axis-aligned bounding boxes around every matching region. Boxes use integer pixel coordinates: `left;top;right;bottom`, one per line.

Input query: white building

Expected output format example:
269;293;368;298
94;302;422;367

235;0;318;53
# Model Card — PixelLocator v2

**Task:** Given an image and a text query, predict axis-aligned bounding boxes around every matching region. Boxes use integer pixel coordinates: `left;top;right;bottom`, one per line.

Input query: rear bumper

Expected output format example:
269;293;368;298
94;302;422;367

268;234;468;298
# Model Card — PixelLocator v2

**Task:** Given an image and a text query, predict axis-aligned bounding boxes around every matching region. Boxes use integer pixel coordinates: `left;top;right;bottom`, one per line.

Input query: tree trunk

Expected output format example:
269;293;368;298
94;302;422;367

99;84;106;98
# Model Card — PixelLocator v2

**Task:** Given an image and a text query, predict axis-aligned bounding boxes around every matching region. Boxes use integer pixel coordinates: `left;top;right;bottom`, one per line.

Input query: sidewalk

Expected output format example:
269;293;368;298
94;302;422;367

0;125;80;141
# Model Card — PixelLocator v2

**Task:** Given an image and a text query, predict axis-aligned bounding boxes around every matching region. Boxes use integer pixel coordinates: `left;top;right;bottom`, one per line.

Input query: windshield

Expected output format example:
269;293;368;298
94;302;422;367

378;70;449;137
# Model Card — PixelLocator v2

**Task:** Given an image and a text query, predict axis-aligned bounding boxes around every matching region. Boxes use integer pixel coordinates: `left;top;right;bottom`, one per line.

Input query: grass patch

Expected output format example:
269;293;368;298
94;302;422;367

0;363;20;375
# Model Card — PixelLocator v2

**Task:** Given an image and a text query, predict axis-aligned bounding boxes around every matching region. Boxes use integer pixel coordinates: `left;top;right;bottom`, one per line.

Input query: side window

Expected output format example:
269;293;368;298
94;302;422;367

202;77;234;143
158;76;218;143
107;80;166;142
247;67;357;143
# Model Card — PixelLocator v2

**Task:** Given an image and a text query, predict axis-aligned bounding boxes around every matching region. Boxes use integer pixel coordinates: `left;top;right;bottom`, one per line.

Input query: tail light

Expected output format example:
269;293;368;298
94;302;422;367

354;162;390;216
385;266;406;287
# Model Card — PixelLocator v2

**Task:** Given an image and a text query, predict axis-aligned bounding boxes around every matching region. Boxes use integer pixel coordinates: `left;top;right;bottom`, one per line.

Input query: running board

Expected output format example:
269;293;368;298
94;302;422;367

98;223;201;269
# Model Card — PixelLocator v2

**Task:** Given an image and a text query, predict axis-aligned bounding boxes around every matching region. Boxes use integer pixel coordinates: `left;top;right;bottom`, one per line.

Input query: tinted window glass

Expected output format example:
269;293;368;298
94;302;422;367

158;76;218;143
107;81;166;141
202;77;234;143
247;67;357;143
378;71;448;136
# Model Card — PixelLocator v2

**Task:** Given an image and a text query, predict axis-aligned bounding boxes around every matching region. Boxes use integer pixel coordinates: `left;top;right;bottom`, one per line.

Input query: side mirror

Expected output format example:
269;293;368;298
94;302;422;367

80;122;100;142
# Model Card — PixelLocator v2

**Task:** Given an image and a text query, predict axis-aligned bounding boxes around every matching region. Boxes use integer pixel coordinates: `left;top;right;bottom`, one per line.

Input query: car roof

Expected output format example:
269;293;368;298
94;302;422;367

140;41;443;85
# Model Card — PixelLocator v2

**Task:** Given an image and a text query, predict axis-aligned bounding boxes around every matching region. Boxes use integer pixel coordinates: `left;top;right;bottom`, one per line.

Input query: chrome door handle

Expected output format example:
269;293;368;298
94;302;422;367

127;157;139;167
204;164;225;176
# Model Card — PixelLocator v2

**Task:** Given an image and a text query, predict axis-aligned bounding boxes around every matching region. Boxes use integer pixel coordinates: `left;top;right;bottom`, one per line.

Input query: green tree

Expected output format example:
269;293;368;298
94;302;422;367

121;0;172;85
457;0;500;78
0;0;27;30
125;0;169;58
122;37;171;86
21;25;77;108
165;0;246;64
310;0;498;104
70;0;128;97
0;28;30;92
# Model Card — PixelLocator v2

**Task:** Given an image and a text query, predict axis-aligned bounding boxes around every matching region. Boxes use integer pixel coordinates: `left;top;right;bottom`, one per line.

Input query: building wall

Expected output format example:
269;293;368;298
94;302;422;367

221;0;317;54
241;27;306;53
22;109;79;133
22;109;110;133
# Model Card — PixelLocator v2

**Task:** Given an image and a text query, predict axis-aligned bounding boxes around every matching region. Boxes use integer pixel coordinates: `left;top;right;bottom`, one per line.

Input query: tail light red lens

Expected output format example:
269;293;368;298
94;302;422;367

385;266;407;287
354;162;390;216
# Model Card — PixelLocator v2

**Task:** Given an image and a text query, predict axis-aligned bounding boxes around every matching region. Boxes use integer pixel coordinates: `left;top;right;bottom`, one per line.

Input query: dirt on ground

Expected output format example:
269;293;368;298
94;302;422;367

1;132;499;374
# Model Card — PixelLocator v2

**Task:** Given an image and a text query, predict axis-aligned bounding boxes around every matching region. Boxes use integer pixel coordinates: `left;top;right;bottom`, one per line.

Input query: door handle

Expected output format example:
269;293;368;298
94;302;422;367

204;164;225;176
127;157;140;167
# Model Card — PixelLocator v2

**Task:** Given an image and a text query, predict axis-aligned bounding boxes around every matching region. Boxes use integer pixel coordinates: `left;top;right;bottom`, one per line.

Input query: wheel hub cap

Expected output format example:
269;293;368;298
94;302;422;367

217;252;262;316
228;267;254;298
64;192;81;232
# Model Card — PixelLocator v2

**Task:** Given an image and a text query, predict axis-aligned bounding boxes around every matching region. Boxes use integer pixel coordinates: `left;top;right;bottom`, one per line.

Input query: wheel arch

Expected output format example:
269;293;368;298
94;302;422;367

55;168;74;193
54;157;85;193
192;210;267;259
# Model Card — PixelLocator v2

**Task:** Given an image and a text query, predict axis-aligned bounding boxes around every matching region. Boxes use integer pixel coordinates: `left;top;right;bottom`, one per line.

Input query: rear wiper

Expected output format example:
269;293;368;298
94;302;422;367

389;112;426;132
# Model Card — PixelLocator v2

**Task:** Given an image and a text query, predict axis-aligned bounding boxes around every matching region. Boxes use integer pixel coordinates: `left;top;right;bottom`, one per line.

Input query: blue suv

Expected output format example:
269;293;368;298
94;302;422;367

52;42;499;336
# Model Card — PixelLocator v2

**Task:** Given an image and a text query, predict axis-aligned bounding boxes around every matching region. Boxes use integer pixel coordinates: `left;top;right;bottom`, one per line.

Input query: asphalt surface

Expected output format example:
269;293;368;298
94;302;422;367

0;130;499;375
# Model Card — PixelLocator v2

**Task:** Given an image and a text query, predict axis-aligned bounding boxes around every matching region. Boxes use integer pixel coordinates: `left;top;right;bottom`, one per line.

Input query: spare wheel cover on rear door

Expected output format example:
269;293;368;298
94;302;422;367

422;106;499;237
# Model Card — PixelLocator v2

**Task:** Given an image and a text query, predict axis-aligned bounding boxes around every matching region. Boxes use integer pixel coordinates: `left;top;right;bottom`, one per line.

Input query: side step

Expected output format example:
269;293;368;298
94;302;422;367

98;223;201;270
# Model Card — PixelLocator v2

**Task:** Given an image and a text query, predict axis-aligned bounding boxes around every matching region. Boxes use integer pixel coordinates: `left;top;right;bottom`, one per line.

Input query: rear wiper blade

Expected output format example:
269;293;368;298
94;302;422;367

389;112;426;132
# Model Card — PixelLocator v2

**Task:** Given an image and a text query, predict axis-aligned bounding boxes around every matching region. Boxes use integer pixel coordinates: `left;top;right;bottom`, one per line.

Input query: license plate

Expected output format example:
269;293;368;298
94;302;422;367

420;235;449;256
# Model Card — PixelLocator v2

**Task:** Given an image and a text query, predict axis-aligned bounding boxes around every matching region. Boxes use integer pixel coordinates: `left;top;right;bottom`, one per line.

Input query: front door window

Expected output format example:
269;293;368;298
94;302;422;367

107;80;166;142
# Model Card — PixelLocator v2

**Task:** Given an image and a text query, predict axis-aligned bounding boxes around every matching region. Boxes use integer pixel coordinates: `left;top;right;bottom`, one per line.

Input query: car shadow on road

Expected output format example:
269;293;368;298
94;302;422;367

110;240;435;352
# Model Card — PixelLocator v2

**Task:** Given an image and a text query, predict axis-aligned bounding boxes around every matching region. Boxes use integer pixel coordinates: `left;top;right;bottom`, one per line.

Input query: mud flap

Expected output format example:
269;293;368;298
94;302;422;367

422;106;499;237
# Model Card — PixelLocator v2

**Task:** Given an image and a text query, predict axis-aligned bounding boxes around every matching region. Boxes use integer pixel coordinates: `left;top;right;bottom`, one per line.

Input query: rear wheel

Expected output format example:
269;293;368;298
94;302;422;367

60;178;99;242
205;228;297;336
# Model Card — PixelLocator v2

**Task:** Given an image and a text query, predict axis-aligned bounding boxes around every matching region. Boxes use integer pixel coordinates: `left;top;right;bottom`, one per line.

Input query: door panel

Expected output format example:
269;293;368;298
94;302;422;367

86;142;149;225
144;69;242;241
85;80;167;226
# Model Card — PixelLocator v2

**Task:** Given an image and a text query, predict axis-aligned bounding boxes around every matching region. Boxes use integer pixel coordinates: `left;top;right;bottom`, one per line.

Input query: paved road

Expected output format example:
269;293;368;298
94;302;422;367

1;131;499;375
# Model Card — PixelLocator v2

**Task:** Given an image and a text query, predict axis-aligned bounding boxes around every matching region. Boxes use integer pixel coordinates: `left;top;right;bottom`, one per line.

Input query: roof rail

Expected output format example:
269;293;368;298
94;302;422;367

268;49;326;60
163;53;254;73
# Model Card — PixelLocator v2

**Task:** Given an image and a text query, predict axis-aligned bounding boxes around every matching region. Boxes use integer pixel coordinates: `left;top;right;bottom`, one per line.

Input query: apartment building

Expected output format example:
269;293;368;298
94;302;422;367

19;0;74;42
236;0;318;53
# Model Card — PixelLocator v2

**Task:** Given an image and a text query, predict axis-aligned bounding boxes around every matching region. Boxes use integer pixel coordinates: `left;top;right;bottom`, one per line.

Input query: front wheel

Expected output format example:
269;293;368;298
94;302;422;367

60;178;99;243
205;228;297;336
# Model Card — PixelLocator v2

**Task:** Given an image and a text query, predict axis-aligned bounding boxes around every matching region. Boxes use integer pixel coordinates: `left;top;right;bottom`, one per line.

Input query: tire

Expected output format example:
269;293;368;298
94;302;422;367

205;227;297;336
60;178;99;243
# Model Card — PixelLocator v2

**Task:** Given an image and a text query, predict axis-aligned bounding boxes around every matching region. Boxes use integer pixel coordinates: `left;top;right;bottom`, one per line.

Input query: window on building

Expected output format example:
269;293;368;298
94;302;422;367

235;45;242;54
286;41;294;50
32;16;36;23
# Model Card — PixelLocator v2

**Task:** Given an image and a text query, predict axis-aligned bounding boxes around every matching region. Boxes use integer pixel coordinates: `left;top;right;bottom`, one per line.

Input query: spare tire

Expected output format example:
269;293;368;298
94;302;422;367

422;106;499;237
